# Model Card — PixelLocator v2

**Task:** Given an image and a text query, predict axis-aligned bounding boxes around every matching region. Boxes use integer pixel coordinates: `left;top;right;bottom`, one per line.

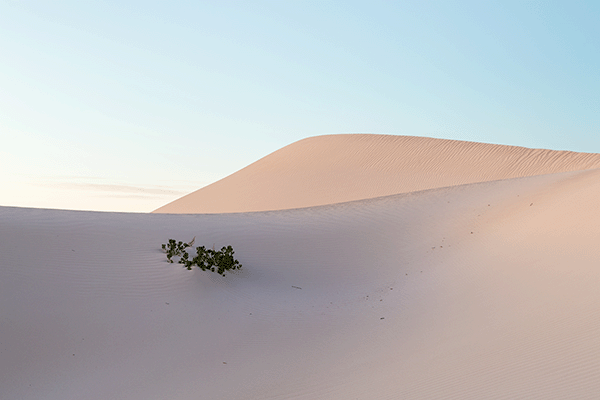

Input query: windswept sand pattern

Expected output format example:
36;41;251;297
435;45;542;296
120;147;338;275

154;134;600;213
2;166;600;399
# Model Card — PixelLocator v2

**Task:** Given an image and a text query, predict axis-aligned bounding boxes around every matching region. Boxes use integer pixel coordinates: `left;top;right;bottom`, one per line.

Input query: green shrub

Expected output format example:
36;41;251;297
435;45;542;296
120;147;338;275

161;238;191;263
162;238;242;276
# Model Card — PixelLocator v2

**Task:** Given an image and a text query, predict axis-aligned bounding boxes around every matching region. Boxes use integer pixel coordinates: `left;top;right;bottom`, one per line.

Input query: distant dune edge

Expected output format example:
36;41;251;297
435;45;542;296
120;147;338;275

153;134;600;214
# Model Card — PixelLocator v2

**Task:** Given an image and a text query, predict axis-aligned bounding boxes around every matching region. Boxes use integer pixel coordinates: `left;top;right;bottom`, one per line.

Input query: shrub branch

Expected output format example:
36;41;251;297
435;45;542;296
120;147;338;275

162;238;242;276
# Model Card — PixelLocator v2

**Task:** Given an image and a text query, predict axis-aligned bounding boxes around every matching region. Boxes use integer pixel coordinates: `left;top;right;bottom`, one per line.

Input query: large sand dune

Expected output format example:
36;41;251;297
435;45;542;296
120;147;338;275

154;134;600;213
2;134;600;399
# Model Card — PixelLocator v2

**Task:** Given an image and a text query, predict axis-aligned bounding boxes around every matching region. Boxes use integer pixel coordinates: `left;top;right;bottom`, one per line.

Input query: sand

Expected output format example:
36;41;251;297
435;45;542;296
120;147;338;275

154;134;600;213
2;134;599;399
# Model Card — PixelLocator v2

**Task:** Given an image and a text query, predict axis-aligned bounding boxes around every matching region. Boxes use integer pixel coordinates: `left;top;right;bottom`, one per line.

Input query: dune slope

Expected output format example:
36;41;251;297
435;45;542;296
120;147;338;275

153;134;600;213
2;167;600;399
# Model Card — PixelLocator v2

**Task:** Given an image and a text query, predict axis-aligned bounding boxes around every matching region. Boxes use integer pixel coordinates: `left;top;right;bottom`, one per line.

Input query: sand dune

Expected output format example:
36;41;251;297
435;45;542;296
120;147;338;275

154;134;600;213
2;135;600;399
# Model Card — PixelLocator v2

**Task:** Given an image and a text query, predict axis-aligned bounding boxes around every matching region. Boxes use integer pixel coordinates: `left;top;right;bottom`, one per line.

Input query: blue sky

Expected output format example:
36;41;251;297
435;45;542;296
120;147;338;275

1;1;599;212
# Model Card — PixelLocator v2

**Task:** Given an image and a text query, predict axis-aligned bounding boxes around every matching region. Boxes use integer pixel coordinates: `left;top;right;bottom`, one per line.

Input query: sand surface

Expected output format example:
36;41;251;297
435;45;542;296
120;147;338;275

154;134;600;213
2;134;600;399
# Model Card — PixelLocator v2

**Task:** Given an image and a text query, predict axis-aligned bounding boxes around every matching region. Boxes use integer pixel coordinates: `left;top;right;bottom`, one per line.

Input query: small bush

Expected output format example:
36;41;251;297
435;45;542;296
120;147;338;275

162;238;242;276
161;239;191;263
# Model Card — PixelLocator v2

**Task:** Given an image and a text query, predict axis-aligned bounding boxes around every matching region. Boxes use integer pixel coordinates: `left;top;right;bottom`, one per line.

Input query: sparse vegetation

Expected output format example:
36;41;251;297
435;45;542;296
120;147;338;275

162;238;191;263
162;237;242;276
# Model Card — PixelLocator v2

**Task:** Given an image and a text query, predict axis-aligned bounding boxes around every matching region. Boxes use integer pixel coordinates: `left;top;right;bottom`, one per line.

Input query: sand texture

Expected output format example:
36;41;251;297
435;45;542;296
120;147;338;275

154;134;600;213
2;134;600;399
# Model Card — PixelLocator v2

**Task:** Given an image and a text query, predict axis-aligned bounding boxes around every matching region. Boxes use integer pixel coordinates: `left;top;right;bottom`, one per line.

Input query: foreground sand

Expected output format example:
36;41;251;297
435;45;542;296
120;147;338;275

2;135;600;399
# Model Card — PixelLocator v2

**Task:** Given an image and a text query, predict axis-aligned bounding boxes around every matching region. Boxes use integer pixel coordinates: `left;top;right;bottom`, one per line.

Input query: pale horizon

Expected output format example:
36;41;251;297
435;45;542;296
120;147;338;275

4;4;600;397
1;1;599;212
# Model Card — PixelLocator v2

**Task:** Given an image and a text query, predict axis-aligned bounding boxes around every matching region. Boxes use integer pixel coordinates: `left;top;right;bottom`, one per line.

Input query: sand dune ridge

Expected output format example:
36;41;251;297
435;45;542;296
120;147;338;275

154;134;600;214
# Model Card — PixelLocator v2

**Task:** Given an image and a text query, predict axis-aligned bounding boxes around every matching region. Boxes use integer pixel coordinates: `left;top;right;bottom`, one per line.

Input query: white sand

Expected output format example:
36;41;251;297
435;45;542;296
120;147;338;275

2;134;600;399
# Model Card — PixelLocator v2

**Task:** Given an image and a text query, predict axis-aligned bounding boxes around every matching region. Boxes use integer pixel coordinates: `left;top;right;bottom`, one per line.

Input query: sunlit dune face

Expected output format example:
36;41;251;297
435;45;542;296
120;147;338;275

154;134;600;214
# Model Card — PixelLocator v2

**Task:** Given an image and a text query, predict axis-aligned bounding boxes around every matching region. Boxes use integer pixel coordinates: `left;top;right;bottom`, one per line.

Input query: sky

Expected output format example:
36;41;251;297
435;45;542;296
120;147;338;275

1;1;599;212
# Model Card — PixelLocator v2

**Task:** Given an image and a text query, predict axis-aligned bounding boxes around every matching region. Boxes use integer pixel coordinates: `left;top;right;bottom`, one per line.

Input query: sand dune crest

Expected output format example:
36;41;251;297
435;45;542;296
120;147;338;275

154;134;600;213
